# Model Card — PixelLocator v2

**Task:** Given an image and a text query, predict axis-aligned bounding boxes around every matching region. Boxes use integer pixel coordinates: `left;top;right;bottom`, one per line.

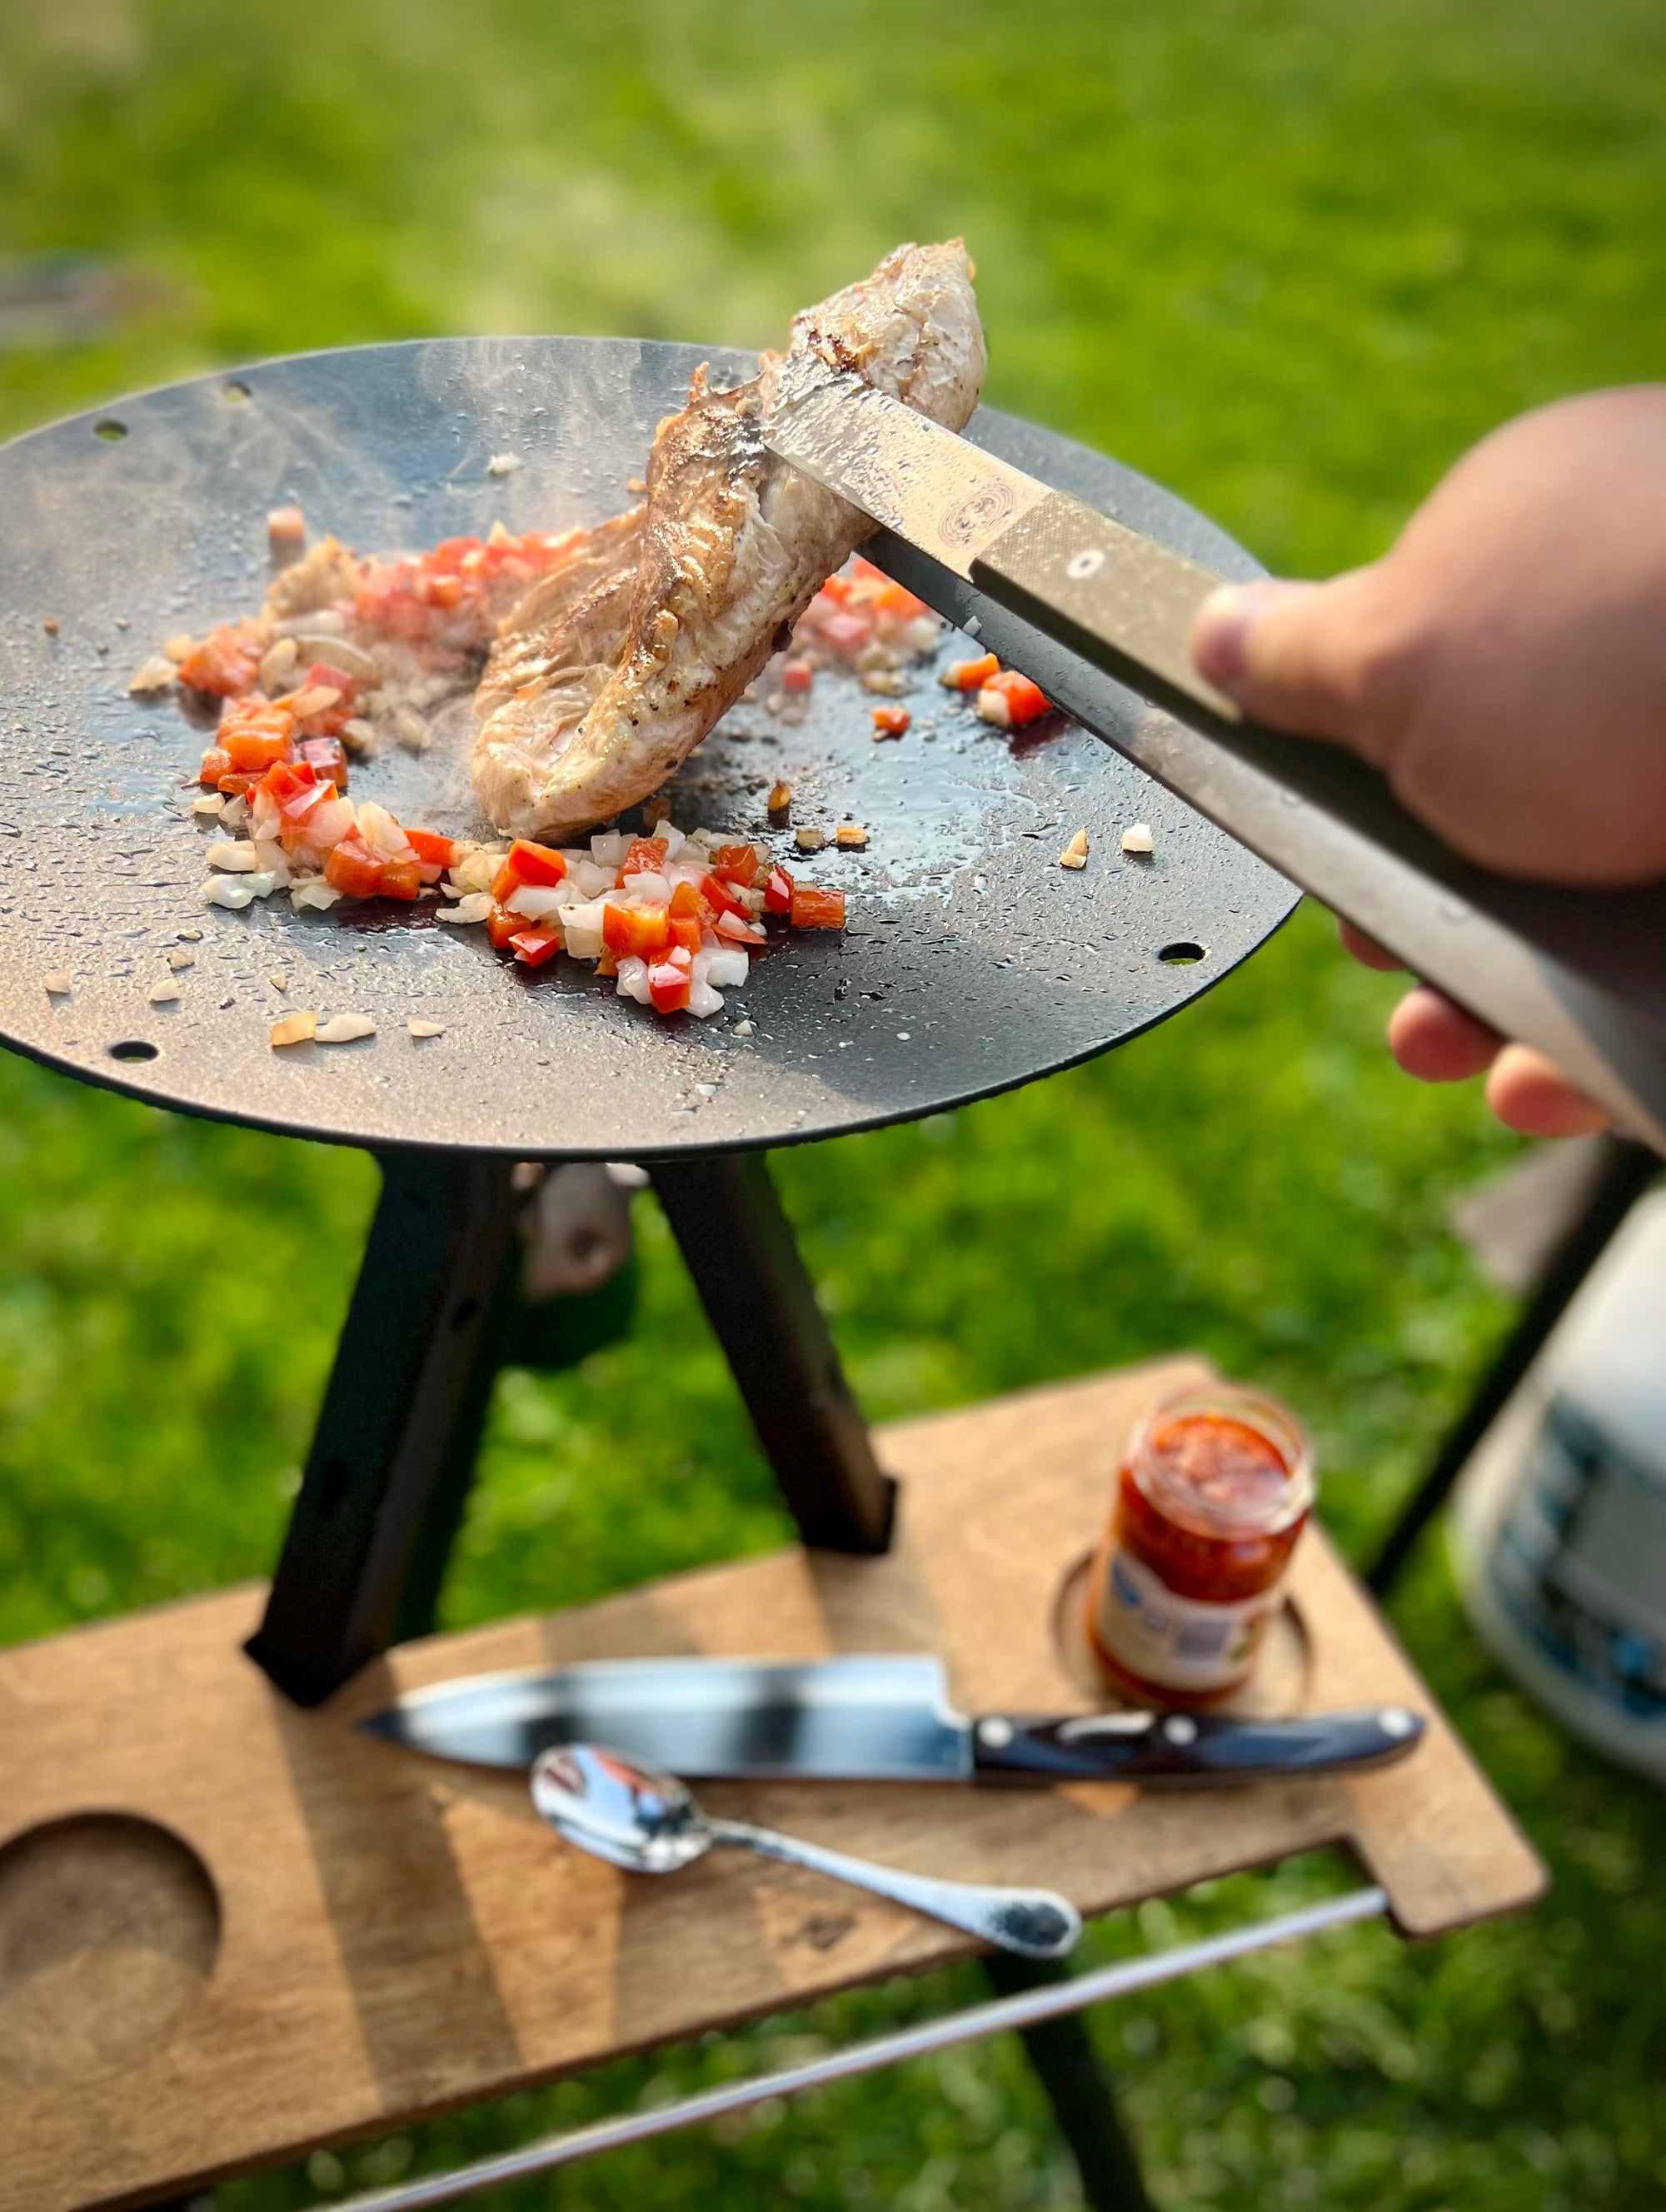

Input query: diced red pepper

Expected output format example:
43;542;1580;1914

378;859;423;901
620;836;670;878
302;661;359;703
764;864;795;915
945;651;999;692
259;759;319;807
178;628;259;697
511;927;562;967
492;838;567;901
715;909;767;947
701;872;746;920
324;838;384;899
871;705;911;737
219;700;297;772
222;727;293;773
297;735;349;790
666;880;705;953
818;613;870;657
780;659;814;693
216;773;257;800
983;668;1052;725
601;901;671;961
198;745;233;788
647;950;693;1014
790;884;845;929
711;843;762;888
486;900;523;949
404;828;456;870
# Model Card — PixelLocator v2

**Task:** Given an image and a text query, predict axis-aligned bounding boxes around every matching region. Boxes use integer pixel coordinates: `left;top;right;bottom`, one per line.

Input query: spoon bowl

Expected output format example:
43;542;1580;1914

532;1744;713;1874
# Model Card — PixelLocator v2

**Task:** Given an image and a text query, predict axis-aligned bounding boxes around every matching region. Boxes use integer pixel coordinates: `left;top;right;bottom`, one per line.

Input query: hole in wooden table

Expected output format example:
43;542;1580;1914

1050;1547;1313;1717
0;1814;220;2085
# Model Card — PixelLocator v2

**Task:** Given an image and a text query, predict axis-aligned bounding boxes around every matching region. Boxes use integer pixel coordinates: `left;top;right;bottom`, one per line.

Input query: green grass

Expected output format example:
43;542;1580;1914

2;2;1664;2205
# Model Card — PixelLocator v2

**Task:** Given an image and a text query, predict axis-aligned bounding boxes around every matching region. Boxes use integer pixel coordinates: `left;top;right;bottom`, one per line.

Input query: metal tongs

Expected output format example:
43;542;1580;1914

766;377;1666;1156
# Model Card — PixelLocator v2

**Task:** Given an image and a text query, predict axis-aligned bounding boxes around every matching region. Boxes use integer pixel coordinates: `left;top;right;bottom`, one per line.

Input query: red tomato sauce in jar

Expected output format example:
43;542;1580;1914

1087;1389;1313;1703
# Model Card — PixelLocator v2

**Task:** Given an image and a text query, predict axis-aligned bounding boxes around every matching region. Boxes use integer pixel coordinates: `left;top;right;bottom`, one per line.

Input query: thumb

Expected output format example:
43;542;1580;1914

1190;569;1393;747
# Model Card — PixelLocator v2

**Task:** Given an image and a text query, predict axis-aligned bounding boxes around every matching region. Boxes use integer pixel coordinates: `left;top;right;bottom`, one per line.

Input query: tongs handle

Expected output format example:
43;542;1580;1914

871;487;1666;1157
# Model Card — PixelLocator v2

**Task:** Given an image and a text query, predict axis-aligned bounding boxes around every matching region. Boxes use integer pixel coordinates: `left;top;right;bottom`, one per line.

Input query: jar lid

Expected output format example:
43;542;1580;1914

1129;1387;1314;1541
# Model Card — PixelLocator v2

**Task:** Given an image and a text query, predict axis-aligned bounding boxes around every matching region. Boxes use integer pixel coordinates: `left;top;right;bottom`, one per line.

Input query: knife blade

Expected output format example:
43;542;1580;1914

358;1653;1424;1786
764;374;1666;1156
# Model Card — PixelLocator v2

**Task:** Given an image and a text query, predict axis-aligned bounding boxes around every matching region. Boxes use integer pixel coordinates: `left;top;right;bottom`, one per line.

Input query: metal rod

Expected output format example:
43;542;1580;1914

309;1887;1389;2212
1366;1133;1657;1597
650;1151;896;1552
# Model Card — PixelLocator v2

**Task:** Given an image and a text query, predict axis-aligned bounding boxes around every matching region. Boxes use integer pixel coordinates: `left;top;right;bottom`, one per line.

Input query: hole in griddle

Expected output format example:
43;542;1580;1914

93;419;127;441
107;1039;158;1063
1156;941;1206;966
222;379;252;403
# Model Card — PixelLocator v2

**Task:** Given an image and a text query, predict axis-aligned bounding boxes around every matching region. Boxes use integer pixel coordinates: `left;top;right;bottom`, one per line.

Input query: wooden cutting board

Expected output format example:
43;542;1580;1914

0;1354;1544;2211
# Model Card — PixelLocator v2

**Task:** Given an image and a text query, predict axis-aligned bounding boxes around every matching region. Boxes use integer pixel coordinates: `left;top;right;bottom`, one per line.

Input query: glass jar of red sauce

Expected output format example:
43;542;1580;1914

1086;1387;1314;1702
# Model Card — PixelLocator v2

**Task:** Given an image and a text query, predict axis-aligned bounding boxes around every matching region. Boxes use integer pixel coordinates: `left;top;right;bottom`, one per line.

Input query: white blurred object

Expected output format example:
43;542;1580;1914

1453;1187;1666;1784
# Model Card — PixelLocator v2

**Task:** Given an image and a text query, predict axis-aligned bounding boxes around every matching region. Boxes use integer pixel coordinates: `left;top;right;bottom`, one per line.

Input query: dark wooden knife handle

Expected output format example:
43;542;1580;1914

969;1706;1424;1786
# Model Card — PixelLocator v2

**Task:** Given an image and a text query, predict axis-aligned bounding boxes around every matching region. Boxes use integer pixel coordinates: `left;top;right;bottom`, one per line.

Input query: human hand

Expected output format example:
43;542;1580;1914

1190;386;1666;1138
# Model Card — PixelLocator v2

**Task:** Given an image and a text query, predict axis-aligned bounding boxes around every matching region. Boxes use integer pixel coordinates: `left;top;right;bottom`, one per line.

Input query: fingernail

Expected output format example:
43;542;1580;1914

1190;578;1309;694
1190;585;1259;693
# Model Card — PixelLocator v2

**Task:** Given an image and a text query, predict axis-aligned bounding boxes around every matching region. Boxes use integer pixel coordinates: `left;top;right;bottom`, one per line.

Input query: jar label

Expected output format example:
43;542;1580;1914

1093;1544;1280;1691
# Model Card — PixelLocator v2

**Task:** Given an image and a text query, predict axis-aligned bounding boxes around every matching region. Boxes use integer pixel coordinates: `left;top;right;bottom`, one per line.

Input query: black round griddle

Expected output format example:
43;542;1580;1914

0;339;1295;1158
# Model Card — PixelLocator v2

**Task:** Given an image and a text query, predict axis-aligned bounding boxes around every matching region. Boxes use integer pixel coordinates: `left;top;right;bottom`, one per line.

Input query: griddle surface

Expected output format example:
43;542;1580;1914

0;339;1294;1156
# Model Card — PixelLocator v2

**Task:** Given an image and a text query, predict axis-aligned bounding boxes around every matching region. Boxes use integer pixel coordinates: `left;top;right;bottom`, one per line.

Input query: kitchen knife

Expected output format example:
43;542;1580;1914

764;374;1666;1157
359;1653;1424;1786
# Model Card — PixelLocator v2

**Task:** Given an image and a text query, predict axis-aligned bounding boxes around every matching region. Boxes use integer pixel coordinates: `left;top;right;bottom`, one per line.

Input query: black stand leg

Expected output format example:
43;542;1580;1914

984;1954;1155;2212
1366;1133;1657;1598
247;1150;524;1706
651;1152;896;1553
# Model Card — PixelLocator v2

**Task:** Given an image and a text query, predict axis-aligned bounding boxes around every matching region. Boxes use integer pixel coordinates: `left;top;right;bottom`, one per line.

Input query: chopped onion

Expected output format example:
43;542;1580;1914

687;980;723;1019
291;879;344;910
206;838;258;873
355;800;414;861
617;869;671;907
203;874;257;909
306;796;356;849
591;830;627;868
615;955;651;1005
506;884;565;920
556;901;606;960
706;948;749;989
437;892;492;925
568;857;616;899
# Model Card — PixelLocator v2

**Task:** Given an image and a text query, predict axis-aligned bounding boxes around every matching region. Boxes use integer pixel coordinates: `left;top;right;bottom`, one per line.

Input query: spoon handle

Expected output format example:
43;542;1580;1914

707;1818;1080;1959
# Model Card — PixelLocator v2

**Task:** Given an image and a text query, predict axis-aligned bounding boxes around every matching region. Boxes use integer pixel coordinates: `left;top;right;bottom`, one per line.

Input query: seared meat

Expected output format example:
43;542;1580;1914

471;240;985;836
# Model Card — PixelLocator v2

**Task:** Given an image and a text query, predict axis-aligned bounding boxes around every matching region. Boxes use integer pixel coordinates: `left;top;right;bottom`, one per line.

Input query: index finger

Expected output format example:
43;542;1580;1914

1336;917;1404;973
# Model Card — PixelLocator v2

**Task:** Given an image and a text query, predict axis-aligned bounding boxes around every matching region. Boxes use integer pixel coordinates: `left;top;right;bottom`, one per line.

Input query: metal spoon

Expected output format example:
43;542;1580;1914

531;1743;1081;1960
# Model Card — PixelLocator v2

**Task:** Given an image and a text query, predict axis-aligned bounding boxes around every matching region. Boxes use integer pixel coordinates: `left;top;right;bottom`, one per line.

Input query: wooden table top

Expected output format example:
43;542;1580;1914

0;1355;1544;2211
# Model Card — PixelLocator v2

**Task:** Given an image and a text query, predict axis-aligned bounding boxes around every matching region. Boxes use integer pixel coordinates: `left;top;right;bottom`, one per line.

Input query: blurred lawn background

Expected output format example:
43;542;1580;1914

2;1;1664;2205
